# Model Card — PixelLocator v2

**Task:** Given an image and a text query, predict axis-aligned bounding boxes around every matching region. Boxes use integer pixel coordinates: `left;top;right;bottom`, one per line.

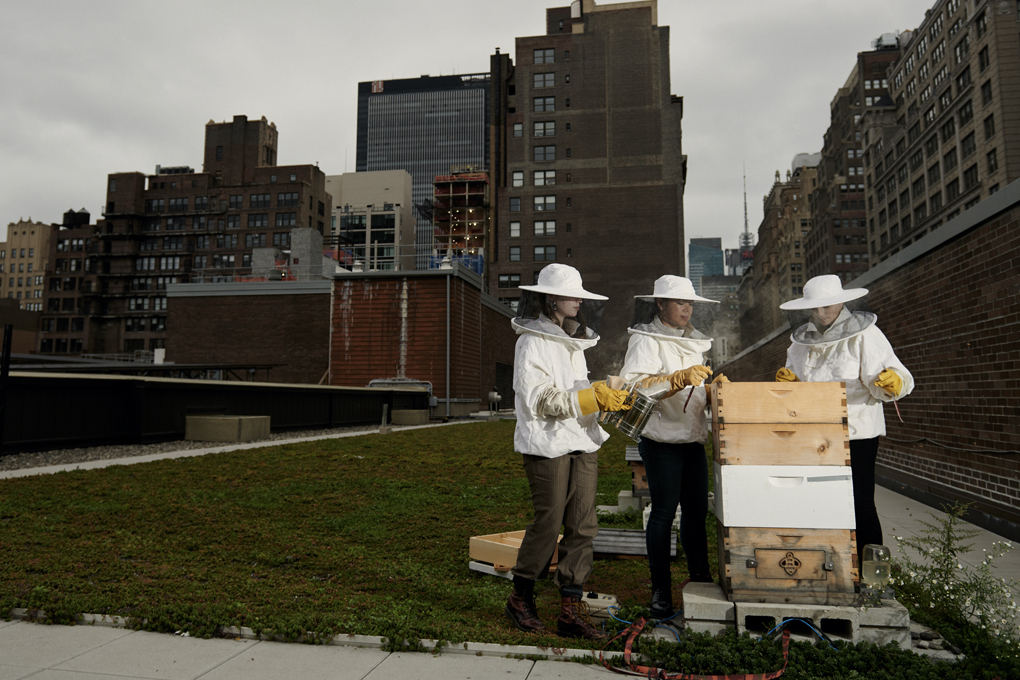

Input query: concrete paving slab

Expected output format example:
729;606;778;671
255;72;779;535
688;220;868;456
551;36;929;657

53;630;255;679
200;640;389;680
0;621;133;668
366;651;534;680
529;658;620;678
0;664;39;680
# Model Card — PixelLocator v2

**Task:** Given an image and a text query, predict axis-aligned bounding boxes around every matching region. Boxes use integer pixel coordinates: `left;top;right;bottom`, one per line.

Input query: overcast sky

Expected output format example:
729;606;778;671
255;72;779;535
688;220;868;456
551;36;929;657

1;0;936;258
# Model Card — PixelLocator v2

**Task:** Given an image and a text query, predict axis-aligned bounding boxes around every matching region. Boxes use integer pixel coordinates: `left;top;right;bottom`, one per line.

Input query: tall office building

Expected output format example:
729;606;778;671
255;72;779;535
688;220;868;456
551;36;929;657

806;39;900;282
488;0;687;374
864;0;1020;263
688;237;723;295
356;75;491;269
1;217;54;311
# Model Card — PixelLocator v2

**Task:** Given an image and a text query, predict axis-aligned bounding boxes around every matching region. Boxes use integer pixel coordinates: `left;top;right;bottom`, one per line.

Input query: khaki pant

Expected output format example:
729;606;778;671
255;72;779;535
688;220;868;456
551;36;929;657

512;450;599;593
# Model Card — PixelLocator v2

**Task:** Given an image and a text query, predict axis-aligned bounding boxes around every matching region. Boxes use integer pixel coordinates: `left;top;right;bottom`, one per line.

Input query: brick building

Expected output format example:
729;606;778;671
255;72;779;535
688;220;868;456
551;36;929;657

488;0;687;376
166;266;516;413
718;177;1020;536
38;210;95;354
1;217;56;311
36;115;331;356
807;41;900;282
865;0;1020;264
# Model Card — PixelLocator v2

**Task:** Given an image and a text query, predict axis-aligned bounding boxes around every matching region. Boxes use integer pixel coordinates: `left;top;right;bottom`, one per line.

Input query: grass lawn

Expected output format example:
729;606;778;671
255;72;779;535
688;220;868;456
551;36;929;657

0;421;662;647
3;420;1017;678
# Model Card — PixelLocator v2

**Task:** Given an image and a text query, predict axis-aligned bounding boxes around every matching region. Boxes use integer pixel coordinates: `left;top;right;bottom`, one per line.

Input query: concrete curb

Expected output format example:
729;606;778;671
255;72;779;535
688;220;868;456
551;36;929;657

6;609;607;663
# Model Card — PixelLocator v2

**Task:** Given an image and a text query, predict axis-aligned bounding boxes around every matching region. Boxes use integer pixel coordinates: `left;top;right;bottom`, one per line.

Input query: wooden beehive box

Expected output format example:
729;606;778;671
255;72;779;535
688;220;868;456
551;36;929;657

469;530;560;573
711;382;849;466
718;522;859;605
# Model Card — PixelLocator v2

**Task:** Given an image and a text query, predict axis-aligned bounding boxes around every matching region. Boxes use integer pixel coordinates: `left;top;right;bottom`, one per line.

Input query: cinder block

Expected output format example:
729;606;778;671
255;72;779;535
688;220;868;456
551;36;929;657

391;409;429;425
859;599;909;628
858;626;910;648
617;490;644;512
735;600;860;643
682;582;735;624
185;415;270;443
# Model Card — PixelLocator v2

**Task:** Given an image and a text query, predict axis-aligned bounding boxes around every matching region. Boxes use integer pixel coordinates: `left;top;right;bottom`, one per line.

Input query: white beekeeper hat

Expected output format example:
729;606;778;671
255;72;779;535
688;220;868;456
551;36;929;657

635;275;719;303
518;263;608;300
780;274;868;310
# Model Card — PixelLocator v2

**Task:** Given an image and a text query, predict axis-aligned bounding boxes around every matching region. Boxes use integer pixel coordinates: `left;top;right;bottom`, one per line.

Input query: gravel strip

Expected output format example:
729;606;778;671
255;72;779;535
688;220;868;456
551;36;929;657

0;425;381;473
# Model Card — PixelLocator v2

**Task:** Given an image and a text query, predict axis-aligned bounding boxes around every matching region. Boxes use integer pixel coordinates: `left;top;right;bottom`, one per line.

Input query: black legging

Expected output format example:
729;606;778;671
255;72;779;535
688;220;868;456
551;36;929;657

850;437;882;561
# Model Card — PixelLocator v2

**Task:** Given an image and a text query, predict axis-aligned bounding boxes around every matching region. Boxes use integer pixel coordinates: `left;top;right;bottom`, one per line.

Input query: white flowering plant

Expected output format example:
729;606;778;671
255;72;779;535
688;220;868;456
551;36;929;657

889;503;1019;659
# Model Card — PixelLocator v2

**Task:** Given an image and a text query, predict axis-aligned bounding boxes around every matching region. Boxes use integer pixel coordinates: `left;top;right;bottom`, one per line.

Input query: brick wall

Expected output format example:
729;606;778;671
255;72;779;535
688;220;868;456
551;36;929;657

167;282;331;385
329;268;516;408
719;183;1020;528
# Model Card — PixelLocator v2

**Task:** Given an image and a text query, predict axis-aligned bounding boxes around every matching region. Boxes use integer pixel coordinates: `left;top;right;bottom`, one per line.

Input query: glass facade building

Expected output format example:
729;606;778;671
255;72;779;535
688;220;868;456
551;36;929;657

356;75;490;269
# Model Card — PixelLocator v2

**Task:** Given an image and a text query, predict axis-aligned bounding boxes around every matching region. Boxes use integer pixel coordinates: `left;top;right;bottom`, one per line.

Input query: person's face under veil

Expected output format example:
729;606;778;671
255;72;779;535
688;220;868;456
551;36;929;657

810;303;844;330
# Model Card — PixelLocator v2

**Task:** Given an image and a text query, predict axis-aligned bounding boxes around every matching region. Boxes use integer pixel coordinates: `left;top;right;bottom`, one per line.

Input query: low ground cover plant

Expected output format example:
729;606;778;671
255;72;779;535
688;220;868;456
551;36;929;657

1;421;1016;678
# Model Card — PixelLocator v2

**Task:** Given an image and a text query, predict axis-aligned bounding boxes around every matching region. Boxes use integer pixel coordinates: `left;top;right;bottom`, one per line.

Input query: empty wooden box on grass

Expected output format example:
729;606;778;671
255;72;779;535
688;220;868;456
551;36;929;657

710;381;859;605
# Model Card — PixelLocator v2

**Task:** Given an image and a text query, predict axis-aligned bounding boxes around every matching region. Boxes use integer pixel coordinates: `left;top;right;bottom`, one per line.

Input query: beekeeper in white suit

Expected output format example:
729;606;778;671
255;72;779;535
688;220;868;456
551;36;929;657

620;275;727;619
777;274;913;563
505;263;630;640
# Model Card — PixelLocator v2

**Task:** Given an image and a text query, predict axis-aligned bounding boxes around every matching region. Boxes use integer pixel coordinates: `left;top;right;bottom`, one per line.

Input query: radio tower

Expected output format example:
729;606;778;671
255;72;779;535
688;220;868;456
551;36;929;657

738;166;755;274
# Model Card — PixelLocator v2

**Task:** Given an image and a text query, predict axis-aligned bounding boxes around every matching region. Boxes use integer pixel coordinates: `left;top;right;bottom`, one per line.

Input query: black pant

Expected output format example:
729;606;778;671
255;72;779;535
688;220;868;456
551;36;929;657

638;438;711;583
850;437;882;560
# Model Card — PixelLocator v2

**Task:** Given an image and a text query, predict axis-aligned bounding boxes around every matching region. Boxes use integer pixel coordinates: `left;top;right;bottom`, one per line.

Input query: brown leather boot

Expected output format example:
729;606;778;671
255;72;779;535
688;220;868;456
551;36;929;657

505;581;545;632
556;596;608;640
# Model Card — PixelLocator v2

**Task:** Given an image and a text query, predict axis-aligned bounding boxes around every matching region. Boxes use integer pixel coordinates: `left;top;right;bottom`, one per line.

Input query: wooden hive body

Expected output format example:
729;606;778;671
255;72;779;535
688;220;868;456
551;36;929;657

710;382;859;604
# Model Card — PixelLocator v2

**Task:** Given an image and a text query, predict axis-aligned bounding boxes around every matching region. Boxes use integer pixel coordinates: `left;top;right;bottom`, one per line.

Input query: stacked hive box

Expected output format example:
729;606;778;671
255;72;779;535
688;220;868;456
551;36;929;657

711;382;859;605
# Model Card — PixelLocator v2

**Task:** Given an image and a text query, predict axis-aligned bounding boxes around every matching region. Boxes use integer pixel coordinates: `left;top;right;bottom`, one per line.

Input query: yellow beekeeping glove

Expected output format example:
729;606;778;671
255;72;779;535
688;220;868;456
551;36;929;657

775;368;799;382
705;373;730;392
874;368;903;397
577;381;632;416
670;365;712;390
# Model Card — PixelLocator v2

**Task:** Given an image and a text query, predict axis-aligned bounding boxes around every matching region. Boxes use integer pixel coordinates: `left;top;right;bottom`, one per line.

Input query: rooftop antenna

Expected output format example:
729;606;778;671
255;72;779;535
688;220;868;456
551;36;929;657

739;164;753;250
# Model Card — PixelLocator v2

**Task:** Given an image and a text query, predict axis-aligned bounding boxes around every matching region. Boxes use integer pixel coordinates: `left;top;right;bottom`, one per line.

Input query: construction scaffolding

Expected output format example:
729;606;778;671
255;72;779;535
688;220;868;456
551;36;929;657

431;166;488;275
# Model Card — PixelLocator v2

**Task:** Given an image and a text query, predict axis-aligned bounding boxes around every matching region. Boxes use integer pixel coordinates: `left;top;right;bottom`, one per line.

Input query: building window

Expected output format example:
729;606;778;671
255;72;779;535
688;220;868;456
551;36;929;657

248;213;269;228
987;148;998;174
979;46;990;72
981;80;993;106
168;197;188;212
963;164;979;190
533;97;555;112
509;246;520;262
272;233;290;247
216;234;238;248
534;220;556;236
229;195;243;209
958;99;973;127
513;123;523;137
275;212;297;227
534;245;556;262
946;178;960;200
533;72;555;88
512;171;524;187
944;147;958;171
246;233;267;248
534;170;556;186
961;132;976;159
278;192;299;206
226;215;240;229
509;221;521;237
534;145;556;162
250;194;270;209
509;197;521;212
534;48;554;64
983;114;995;141
956;67;971;91
534;121;555;137
534;195;556;211
930;191;943;212
498;274;521;288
